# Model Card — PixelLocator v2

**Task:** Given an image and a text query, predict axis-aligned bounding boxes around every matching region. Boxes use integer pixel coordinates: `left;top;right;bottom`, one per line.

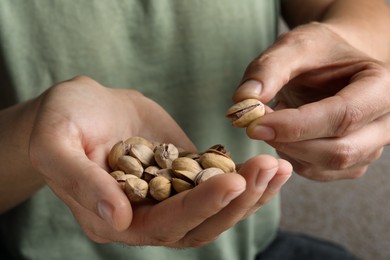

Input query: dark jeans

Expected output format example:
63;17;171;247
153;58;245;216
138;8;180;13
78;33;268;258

256;231;359;260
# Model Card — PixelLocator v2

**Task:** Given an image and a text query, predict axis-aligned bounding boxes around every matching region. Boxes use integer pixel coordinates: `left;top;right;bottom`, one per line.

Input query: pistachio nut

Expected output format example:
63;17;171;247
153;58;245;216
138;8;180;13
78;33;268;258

124;177;148;202
149;176;172;201
108;141;130;170
117;155;144;178
195;167;224;185
172;157;203;182
154;143;179;169
128;143;155;167
124;136;154;149
199;152;236;173
171;178;194;193
225;98;265;128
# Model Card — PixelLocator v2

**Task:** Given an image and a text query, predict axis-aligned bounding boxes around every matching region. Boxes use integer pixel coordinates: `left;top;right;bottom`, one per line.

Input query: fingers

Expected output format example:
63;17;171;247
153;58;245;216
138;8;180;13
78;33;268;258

233;23;345;104
178;155;291;246
269;114;390;180
94;173;245;247
246;62;390;142
30;138;133;232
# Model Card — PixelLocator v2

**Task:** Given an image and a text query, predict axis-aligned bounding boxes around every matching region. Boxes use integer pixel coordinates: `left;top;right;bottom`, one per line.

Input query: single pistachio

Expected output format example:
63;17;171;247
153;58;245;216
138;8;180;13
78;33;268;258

128;143;155;167
154;143;179;169
195;167;224;185
225;99;265;128
109;170;126;181
116;174;139;190
149;176;172;201
205;144;231;158
172;157;203;182
172;178;194;193
124;178;148;202
108;141;130;170
124;136;154;149
117;155;144;178
156;168;175;180
143;165;161;182
199;152;236;173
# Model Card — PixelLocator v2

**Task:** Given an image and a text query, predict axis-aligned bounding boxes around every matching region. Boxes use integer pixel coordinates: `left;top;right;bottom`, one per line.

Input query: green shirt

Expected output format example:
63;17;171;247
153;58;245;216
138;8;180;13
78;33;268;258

0;1;280;259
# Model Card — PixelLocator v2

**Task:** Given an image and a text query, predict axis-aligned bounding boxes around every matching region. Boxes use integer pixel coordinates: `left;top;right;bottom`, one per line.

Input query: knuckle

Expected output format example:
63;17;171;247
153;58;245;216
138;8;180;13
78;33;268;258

336;104;364;137
328;140;360;170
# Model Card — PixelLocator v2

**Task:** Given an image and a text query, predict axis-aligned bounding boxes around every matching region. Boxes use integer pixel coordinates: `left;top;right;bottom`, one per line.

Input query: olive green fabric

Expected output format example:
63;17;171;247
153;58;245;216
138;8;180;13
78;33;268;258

0;1;280;259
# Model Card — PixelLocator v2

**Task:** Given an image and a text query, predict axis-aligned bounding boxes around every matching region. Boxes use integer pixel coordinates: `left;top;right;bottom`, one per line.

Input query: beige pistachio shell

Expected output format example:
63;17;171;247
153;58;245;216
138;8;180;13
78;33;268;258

199;153;236;173
154;143;179;169
117;155;144;178
124;178;148;202
172;178;194;193
226;99;265;128
128;143;155;167
108;141;130;170
195;167;224;185
124;136;154;149
149;176;172;201
109;170;126;180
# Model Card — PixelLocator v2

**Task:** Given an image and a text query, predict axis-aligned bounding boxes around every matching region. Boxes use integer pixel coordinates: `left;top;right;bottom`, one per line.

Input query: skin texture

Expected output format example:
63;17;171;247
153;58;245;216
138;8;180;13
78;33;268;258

234;0;390;181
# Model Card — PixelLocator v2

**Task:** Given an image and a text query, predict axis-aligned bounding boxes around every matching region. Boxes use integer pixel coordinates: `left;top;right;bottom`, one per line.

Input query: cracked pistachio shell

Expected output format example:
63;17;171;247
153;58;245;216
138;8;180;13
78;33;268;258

109;170;126;180
128;143;155;167
117;155;144;178
124;178;148;202
172;178;194;193
225;99;265;128
108;141;130;170
143;165;161;182
171;157;203;182
154;143;179;169
195;167;224;185
199;153;236;173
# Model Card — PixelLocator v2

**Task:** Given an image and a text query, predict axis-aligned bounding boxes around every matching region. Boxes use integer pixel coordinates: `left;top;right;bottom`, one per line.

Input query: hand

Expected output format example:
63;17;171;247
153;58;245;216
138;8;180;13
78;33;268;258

234;22;390;181
29;76;292;247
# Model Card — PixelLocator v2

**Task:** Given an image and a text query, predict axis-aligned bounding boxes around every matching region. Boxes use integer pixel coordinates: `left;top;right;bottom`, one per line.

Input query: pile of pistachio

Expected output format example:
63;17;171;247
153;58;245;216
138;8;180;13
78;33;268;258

107;136;237;203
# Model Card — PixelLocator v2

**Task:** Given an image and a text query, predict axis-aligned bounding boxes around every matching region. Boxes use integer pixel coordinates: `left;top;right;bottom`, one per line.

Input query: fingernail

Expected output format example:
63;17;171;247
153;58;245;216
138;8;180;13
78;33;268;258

251;125;276;141
237;80;262;99
97;200;114;227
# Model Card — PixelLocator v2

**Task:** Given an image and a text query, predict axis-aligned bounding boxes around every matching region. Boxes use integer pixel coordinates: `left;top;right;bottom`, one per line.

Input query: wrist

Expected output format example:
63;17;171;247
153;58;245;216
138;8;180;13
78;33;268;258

0;97;45;213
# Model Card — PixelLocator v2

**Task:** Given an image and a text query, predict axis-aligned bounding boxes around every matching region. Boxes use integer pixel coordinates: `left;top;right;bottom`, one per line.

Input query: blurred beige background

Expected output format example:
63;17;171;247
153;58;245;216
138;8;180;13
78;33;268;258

278;3;390;259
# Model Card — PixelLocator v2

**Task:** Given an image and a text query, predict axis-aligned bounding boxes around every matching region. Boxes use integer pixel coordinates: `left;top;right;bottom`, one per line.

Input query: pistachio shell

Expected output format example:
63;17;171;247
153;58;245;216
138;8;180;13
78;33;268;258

109;170;126;180
143;165;161;182
129;143;155;167
199;153;236;173
225;99;265;128
172;178;194;193
195;167;224;185
149;176;171;201
172;157;203;174
117;155;144;178
156;168;175;180
173;170;198;183
108;141;130;170
154;143;179;168
124;136;154;149
124;178;148;202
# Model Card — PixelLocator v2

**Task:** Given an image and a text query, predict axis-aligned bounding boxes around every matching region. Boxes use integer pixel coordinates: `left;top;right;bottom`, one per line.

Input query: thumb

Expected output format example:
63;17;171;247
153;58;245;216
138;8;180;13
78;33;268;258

232;23;341;103
30;141;132;232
